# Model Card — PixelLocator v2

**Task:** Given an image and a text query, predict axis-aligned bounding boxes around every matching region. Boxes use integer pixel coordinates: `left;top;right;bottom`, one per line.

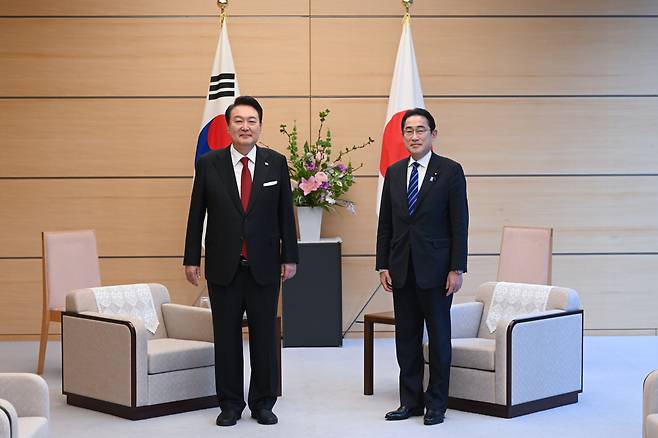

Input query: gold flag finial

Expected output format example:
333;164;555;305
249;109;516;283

218;0;229;27
402;0;413;23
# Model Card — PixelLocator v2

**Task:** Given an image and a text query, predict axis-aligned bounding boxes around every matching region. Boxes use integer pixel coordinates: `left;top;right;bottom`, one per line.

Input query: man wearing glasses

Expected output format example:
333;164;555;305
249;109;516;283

376;107;469;425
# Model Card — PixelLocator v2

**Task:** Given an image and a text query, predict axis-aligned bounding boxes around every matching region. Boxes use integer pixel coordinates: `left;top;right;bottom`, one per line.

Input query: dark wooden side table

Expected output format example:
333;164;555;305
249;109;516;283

283;239;342;347
363;311;396;395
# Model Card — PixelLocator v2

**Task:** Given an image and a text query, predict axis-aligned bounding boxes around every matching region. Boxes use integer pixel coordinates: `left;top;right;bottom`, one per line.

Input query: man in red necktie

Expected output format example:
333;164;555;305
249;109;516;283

184;96;299;427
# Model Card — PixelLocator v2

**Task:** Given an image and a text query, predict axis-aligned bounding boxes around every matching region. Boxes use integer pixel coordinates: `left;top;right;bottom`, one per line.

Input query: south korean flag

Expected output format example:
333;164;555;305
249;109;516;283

195;20;240;165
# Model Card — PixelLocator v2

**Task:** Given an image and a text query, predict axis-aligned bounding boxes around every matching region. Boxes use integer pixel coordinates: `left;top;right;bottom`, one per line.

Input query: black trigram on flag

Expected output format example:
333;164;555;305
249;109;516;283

208;73;235;100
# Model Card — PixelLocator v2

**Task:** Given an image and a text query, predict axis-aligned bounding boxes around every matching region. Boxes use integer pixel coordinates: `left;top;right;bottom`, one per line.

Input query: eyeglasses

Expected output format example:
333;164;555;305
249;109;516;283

403;126;430;137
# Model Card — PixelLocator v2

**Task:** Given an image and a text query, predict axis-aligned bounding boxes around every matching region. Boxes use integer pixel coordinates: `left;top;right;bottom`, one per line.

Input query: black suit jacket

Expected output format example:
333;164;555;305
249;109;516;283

376;153;468;289
184;146;299;286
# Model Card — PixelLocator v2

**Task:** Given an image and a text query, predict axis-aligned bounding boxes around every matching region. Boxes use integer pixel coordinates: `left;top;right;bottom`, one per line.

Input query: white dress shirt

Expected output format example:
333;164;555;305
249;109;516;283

230;145;256;197
406;150;432;191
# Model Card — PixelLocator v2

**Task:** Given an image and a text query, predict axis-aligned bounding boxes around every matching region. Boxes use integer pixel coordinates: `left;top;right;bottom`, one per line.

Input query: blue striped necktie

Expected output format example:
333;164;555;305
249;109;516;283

407;161;420;216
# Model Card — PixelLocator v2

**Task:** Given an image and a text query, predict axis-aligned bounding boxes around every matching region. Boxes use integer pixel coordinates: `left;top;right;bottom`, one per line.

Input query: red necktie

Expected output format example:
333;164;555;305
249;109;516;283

240;156;252;258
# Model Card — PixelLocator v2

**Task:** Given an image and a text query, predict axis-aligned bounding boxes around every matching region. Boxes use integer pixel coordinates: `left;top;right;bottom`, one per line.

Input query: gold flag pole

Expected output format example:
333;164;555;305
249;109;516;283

218;0;229;27
402;0;413;23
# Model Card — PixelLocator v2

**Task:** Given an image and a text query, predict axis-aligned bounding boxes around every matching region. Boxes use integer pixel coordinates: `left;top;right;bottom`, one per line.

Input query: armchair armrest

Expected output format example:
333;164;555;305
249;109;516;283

0;373;49;418
0;399;17;438
494;309;583;405
450;302;485;339
645;370;658;438
161;304;213;343
62;311;148;407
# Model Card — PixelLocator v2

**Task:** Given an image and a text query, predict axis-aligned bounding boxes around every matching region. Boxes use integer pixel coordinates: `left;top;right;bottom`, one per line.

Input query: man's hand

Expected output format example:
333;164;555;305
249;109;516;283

445;271;463;296
185;265;201;286
281;263;297;281
379;270;393;293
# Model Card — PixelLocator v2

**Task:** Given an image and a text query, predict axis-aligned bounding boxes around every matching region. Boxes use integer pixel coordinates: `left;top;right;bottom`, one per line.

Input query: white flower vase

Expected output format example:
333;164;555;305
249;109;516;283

297;206;323;242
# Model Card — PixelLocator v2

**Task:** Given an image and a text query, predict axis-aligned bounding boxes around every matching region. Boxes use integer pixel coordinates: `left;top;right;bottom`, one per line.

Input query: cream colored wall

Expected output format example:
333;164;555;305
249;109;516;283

1;1;657;338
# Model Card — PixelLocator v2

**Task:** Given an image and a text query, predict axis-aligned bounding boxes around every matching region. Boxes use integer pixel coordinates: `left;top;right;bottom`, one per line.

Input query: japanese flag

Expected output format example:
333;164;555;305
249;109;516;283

376;19;425;215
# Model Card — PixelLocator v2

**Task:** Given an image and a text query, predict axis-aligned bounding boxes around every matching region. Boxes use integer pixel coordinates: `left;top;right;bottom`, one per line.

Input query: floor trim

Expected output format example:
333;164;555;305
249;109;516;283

66;394;218;420
448;392;579;418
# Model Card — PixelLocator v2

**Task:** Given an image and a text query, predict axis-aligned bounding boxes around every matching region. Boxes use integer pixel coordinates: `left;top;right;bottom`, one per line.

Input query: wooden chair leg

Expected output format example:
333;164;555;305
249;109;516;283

276;315;282;396
37;309;50;375
364;316;374;395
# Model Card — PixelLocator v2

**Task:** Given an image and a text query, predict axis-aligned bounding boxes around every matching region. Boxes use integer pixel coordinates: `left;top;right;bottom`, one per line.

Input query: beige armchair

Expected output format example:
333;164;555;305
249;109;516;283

62;283;217;420
0;373;49;438
645;370;658;438
424;281;583;418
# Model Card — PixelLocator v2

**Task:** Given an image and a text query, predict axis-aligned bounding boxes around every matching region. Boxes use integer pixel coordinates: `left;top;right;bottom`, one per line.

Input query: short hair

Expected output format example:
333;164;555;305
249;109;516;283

225;96;263;124
401;107;436;132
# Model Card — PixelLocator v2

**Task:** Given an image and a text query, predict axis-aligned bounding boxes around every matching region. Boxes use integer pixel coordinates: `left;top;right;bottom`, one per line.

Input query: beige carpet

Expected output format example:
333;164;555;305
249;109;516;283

1;336;656;437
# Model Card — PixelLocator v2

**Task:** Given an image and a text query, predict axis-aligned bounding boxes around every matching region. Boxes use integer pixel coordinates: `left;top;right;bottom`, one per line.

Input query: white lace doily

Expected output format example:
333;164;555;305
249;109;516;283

485;282;552;333
92;284;159;334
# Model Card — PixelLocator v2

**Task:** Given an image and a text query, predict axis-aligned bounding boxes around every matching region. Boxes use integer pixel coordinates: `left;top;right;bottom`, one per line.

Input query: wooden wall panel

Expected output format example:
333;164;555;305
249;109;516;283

310;97;658;176
4;96;656;178
3;3;658;336
311;18;658;96
0;98;310;177
2;0;658;17
0;260;42;335
0;17;309;97
554;255;658;330
342;254;658;332
0;0;308;16
311;1;658;16
0;258;197;335
0;179;191;257
321;176;658;255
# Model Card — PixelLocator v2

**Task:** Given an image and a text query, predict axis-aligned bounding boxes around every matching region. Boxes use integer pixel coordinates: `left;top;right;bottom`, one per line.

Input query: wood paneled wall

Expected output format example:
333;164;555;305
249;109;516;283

1;0;657;337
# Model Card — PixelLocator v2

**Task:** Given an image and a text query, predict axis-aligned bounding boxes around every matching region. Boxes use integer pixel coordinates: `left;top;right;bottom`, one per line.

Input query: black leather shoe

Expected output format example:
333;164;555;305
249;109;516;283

216;410;241;426
251;409;278;425
423;409;445;425
385;406;424;421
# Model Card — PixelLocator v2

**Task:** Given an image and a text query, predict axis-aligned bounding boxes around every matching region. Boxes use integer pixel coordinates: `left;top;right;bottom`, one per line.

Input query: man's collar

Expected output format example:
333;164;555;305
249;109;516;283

408;150;432;168
230;145;257;166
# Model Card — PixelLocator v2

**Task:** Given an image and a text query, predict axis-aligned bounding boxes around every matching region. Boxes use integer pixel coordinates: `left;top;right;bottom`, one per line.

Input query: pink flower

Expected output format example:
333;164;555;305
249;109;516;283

299;176;320;196
315;171;329;184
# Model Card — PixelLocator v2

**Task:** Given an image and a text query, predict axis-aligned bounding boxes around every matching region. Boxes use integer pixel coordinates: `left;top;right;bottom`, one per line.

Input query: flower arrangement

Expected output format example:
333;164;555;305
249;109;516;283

280;109;374;212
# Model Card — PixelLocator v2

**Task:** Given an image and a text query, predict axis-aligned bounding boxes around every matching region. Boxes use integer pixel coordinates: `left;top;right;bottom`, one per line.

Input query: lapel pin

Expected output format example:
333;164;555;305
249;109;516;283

264;161;269;166
429;172;439;182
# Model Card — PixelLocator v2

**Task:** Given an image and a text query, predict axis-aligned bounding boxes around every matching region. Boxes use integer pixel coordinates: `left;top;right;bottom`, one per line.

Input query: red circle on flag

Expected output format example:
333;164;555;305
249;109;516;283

380;111;410;176
207;115;232;150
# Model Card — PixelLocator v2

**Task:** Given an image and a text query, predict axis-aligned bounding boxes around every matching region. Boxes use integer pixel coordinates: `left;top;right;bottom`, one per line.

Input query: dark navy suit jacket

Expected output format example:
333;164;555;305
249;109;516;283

376;153;469;289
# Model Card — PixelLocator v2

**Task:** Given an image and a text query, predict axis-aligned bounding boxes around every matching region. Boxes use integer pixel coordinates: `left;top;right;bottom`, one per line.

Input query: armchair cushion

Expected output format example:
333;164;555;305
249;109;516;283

648;415;658;438
450;302;484;339
0;374;49;438
67;283;170;339
17;417;48;438
147;338;214;374
0;398;18;438
475;282;581;340
424;338;495;371
161;304;213;343
0;374;49;418
645;370;658;438
451;338;495;371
